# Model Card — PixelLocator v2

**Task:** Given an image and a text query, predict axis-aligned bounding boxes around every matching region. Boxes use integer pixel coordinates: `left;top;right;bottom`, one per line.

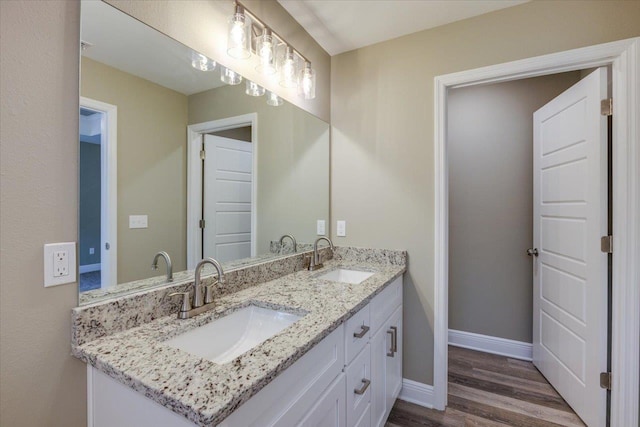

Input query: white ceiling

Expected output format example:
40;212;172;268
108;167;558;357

278;0;529;56
81;0;226;96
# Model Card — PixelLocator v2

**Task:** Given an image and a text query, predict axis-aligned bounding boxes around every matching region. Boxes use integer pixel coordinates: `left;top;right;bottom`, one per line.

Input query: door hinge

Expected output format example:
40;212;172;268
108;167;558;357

600;372;612;390
601;235;613;253
199;219;205;229
601;98;613;116
200;149;206;160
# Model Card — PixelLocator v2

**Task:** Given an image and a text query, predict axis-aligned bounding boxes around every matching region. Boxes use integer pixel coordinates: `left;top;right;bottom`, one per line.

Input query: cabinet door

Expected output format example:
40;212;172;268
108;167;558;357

346;344;371;426
370;326;389;427
299;374;346;427
385;306;403;409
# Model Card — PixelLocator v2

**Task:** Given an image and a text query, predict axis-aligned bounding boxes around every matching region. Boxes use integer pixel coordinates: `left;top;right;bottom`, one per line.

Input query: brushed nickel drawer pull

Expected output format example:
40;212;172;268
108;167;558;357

387;330;394;357
354;378;371;395
353;325;370;339
390;326;398;353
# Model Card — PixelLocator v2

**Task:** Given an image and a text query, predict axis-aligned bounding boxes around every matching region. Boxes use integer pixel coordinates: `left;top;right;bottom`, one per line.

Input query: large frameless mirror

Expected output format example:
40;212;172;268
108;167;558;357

78;1;329;305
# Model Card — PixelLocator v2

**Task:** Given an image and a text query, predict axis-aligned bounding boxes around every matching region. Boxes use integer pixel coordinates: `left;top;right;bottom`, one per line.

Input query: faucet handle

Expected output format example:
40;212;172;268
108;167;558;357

168;291;192;313
204;282;217;305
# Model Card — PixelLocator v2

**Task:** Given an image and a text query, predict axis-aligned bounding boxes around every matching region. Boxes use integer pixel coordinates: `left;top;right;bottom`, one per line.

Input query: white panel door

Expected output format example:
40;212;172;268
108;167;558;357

532;68;608;427
203;134;253;262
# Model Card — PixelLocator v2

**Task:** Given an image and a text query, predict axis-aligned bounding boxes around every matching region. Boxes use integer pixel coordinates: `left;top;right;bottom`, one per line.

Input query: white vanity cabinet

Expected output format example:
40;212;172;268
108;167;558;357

88;276;403;427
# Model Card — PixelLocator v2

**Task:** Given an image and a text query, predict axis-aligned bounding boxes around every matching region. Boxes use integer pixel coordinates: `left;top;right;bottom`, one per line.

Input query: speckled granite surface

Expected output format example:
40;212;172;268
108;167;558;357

72;248;332;346
78;248;314;306
72;247;406;426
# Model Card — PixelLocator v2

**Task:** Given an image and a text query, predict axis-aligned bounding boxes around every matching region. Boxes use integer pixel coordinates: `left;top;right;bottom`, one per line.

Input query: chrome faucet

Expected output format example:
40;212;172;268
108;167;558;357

168;257;224;319
279;234;297;254
308;237;334;271
151;251;173;282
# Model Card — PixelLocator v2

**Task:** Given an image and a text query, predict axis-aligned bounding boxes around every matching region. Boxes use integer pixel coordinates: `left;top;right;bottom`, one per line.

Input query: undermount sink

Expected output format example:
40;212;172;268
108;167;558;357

164;305;302;364
318;268;375;284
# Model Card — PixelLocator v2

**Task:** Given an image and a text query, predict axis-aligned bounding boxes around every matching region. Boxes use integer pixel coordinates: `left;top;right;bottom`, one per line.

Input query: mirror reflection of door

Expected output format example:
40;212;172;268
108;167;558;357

202;128;254;263
79;97;117;292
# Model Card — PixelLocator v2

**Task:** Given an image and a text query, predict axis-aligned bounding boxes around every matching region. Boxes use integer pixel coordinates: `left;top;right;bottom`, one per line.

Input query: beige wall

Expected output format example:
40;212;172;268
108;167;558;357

105;0;331;122
188;84;330;252
81;57;188;284
331;0;640;385
448;73;581;343
0;1;87;426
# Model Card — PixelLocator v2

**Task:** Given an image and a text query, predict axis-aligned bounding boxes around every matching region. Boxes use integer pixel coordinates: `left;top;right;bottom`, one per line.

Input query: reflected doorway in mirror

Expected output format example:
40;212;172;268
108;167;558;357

79;97;118;291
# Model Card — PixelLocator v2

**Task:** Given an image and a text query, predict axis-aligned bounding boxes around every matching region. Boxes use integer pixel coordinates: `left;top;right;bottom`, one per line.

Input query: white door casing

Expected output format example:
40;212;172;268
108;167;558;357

532;68;608;427
203;134;253;262
79;96;117;289
433;39;639;426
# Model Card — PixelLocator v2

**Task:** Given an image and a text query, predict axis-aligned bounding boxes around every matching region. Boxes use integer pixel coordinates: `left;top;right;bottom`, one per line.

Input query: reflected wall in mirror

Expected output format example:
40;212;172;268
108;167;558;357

78;1;329;304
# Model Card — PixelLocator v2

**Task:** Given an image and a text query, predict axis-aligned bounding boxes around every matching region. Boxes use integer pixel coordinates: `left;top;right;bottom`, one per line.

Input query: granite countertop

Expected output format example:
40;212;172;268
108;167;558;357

72;257;405;426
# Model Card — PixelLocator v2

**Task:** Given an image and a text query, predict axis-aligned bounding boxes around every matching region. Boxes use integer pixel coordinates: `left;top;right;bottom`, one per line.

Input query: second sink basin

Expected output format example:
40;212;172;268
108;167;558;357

164;305;302;364
318;268;374;284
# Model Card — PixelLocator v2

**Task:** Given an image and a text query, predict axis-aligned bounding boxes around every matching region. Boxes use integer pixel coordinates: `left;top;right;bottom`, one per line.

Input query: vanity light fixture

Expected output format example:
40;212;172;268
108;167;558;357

299;61;316;100
221;66;243;85
191;52;216;71
246;80;265;97
227;3;251;59
279;45;298;89
266;91;283;107
226;1;317;100
255;27;276;75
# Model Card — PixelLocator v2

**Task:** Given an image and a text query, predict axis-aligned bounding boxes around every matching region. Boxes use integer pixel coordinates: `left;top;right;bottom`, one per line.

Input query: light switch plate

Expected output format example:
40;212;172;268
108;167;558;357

317;220;326;236
129;215;148;229
337;220;346;237
44;242;76;287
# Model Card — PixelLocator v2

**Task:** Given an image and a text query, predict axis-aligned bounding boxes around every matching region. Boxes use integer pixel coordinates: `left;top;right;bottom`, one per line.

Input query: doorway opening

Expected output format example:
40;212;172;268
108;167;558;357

79;97;117;292
432;38;640;427
446;69;606;426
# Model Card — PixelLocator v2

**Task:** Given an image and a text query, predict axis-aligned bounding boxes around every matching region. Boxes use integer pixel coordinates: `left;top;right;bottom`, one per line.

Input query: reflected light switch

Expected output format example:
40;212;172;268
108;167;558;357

129;215;148;229
317;220;326;236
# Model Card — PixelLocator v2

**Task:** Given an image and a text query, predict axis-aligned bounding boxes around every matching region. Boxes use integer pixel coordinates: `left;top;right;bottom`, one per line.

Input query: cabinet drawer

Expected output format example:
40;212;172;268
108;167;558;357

345;304;370;365
370;277;402;334
345;344;371;427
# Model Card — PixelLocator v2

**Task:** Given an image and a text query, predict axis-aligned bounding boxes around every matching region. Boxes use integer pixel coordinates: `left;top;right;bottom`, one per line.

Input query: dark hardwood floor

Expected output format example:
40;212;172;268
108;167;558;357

386;346;585;427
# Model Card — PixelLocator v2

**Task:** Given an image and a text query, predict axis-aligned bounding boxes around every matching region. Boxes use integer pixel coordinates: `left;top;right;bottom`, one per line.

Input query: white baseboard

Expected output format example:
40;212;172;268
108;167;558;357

398;378;434;408
448;329;532;361
80;263;101;274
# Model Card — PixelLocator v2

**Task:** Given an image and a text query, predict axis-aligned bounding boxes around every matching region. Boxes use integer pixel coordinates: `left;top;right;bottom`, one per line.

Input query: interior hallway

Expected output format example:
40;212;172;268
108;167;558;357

387;346;585;426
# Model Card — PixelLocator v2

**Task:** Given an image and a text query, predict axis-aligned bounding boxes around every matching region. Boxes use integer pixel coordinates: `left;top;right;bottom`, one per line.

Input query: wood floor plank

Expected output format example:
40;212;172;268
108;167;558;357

467;368;560;397
447;371;573;412
448;383;585;427
388;346;586;427
448;395;569;427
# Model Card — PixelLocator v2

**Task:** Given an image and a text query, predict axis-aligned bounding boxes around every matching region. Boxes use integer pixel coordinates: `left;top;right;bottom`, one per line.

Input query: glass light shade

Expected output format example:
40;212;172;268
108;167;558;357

246;81;265;97
227;11;251;59
266;91;283;106
279;46;298;88
298;63;316;100
255;32;277;75
220;66;242;85
191;52;216;71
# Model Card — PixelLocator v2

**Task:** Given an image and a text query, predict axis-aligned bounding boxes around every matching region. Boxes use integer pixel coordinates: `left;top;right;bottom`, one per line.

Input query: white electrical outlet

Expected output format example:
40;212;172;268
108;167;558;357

44;242;76;287
337;220;346;237
53;250;69;277
89;247;95;255
129;215;148;229
316;220;326;236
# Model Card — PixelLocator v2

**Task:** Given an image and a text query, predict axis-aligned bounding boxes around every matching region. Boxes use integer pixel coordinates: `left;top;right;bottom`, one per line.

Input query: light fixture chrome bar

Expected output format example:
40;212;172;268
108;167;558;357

235;0;311;65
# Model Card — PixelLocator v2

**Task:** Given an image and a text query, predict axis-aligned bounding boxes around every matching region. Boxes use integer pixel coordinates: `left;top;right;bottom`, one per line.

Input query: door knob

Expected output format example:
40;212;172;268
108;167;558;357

526;248;539;257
